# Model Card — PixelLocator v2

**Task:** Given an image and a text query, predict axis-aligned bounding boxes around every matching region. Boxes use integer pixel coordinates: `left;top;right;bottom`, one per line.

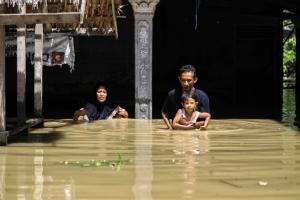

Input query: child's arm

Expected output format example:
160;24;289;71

172;110;194;130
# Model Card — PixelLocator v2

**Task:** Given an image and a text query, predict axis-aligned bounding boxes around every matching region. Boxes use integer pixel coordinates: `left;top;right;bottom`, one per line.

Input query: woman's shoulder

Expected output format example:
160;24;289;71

84;102;97;108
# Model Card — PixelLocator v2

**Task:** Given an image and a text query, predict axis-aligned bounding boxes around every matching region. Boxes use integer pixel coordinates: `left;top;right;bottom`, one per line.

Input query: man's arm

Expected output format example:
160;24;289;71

201;93;210;113
161;112;173;129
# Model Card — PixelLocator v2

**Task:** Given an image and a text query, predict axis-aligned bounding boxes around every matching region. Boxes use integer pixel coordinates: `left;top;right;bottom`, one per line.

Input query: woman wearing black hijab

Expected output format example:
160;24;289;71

73;82;128;121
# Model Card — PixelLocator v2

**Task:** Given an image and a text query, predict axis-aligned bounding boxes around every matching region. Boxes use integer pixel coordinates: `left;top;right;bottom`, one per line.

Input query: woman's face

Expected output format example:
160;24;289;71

96;86;107;103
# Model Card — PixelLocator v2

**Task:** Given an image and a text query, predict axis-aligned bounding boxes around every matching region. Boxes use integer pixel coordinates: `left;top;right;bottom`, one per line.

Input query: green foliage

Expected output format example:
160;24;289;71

60;154;132;170
283;19;294;29
283;20;296;76
283;37;296;75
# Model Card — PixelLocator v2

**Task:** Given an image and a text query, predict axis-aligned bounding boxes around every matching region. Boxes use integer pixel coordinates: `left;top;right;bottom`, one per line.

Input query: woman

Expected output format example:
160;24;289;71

73;82;128;121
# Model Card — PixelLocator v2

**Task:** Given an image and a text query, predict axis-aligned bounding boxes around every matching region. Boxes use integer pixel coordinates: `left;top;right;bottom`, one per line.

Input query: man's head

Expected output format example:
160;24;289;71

178;65;198;92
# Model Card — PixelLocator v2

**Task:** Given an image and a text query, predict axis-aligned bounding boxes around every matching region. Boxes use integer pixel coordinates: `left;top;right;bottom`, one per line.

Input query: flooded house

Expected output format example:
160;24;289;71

0;0;299;132
0;1;300;198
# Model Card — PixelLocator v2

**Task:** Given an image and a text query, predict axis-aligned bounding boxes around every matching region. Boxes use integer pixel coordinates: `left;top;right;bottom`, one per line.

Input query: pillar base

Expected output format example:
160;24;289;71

294;117;300;129
0;131;8;146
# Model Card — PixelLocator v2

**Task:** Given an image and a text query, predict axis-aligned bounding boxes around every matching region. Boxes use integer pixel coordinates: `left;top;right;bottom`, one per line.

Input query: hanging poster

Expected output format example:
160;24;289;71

5;32;75;72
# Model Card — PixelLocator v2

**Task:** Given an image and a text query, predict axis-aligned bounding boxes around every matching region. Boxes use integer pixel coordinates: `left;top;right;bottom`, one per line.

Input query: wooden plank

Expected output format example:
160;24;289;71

8;118;43;136
17;4;27;125
80;0;87;24
0;25;5;131
0;12;81;25
34;24;43;118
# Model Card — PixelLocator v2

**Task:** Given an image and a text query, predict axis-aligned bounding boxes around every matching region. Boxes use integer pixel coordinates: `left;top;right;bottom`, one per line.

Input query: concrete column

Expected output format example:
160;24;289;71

34;24;43;118
129;0;159;119
17;4;26;125
295;17;300;128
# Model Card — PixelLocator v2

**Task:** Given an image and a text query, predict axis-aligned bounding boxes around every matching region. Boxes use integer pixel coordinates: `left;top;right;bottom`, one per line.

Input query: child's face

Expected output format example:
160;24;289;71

182;98;197;113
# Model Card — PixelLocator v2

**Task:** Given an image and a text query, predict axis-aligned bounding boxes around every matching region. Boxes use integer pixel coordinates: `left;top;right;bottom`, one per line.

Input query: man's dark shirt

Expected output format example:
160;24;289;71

161;88;210;120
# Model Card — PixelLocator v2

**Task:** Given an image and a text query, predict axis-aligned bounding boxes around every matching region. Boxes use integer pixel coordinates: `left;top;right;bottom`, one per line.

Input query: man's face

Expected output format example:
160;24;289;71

178;72;197;92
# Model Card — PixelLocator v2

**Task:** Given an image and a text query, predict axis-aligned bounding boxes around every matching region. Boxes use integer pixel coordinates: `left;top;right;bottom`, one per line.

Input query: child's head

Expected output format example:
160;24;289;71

181;92;198;113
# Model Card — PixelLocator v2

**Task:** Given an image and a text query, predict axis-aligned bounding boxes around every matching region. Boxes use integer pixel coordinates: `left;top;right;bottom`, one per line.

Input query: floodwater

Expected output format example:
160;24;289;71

0;119;300;200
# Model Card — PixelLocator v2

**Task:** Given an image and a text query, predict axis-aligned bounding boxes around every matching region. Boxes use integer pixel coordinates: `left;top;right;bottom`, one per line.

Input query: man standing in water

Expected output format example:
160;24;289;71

161;65;210;129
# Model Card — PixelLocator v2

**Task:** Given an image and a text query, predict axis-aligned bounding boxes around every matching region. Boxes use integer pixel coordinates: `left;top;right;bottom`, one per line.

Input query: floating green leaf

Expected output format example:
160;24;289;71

60;154;132;170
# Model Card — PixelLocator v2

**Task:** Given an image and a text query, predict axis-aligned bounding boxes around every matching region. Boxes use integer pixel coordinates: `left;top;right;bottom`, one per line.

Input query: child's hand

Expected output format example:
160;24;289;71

186;123;195;129
193;122;204;129
178;118;187;125
179;118;193;126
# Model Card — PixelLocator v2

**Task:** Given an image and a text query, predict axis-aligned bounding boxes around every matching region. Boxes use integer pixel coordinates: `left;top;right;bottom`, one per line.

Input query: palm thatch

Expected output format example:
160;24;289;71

0;0;123;36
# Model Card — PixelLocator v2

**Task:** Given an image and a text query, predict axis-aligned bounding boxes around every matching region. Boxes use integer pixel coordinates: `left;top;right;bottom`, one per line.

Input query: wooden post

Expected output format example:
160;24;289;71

0;24;8;145
295;17;300;128
17;4;27;125
0;4;8;145
111;0;118;39
34;24;43;118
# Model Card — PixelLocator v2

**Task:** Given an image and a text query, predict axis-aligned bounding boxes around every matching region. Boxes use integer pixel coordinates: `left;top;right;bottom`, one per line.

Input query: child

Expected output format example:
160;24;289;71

172;92;211;130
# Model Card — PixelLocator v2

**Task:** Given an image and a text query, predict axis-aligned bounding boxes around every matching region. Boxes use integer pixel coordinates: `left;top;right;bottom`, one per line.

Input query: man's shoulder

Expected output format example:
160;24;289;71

167;88;181;96
194;89;209;98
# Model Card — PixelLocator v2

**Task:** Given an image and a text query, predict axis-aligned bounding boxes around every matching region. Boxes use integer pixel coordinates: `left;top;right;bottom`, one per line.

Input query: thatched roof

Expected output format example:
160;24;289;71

0;0;123;37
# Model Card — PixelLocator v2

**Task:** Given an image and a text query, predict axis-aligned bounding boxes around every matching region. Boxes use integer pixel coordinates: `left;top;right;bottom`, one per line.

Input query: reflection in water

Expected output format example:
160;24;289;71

171;131;210;199
172;131;210;156
64;184;72;200
133;120;153;200
0;119;299;199
33;149;44;200
282;88;296;127
0;149;6;200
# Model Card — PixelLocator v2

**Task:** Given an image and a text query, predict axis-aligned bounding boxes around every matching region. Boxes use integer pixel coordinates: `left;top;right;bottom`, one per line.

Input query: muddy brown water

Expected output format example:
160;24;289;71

0;119;300;199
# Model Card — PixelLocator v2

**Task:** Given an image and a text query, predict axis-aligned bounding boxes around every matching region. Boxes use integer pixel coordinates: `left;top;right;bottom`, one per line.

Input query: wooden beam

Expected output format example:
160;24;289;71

111;0;118;39
9;118;43;136
34;24;43;118
0;12;81;25
0;25;5;131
